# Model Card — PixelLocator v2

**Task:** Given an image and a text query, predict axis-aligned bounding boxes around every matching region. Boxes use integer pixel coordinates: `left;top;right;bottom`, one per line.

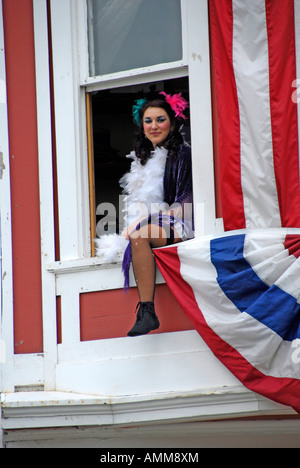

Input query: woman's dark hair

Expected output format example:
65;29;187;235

134;97;184;165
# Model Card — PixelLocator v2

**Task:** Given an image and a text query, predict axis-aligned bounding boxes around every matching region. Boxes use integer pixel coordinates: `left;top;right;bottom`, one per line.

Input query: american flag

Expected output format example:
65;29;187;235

154;0;300;413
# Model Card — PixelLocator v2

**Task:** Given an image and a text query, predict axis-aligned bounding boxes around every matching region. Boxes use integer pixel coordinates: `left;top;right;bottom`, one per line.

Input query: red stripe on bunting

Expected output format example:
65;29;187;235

209;0;246;231
265;0;300;227
154;245;300;413
284;234;300;258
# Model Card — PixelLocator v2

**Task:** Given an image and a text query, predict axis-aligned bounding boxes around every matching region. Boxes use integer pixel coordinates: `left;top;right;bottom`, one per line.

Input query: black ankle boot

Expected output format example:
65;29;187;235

127;302;160;337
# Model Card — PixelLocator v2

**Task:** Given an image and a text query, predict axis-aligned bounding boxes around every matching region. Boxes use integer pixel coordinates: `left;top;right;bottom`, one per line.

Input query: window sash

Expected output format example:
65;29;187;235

80;0;188;90
87;0;186;78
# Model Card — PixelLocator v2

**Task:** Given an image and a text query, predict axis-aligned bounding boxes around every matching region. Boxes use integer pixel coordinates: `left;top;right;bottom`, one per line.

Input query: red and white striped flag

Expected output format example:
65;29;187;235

210;0;300;230
154;0;300;412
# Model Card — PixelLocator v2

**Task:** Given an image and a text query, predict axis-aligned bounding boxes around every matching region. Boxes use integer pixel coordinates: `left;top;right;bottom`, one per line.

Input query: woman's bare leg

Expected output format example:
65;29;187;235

127;223;180;336
130;224;167;302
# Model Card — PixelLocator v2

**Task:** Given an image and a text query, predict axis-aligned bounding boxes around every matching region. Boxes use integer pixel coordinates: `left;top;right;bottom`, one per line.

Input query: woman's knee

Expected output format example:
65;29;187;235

129;224;167;249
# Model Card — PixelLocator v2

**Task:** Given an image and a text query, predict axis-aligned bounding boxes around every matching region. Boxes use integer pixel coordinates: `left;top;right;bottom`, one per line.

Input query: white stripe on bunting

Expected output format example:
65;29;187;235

177;233;300;379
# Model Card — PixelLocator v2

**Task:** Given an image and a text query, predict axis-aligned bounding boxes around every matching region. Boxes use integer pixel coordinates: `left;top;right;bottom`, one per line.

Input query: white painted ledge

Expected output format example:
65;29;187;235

1;387;296;431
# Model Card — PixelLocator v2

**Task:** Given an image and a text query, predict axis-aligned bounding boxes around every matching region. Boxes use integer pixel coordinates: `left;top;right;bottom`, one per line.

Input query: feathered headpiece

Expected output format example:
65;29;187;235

132;98;148;126
159;91;188;120
132;92;189;126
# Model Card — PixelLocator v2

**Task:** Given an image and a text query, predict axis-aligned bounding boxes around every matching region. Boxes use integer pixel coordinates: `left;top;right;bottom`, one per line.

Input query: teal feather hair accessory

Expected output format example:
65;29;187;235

132;98;148;126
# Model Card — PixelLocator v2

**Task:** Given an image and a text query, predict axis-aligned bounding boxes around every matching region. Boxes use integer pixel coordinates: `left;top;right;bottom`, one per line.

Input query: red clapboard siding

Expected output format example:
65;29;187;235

80;284;194;341
3;0;43;353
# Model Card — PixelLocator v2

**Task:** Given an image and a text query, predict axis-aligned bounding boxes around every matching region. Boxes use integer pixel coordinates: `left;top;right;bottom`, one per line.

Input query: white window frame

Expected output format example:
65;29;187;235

50;0;218;265
46;0;219;348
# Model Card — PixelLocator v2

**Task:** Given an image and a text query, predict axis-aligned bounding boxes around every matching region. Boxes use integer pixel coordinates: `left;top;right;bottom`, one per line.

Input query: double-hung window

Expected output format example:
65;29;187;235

51;0;216;263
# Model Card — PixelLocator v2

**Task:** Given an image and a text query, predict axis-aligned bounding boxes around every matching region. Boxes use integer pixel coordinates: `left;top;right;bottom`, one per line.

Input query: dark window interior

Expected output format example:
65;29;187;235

90;77;190;236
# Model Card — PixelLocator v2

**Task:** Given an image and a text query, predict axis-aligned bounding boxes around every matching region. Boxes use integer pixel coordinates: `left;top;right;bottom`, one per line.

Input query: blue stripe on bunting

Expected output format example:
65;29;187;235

210;234;300;341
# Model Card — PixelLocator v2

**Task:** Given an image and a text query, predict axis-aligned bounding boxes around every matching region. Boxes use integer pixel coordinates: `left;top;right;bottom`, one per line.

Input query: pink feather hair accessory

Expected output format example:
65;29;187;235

159;91;189;120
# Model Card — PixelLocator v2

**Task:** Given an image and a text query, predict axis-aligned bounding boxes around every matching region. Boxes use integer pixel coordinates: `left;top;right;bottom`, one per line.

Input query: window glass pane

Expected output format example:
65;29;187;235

87;0;183;76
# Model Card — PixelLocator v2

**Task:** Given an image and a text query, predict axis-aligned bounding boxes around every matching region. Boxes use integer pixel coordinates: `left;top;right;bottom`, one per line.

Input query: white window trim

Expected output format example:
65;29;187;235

46;0;220;349
187;0;217;236
83;65;189;93
50;0;90;261
50;0;218;264
33;0;57;390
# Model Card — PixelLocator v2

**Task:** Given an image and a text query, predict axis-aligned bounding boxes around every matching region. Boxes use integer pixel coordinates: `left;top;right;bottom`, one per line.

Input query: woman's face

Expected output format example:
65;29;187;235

143;107;172;148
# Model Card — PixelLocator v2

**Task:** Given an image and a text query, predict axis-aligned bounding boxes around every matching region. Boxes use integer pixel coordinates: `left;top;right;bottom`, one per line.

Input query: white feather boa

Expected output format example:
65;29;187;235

95;147;168;263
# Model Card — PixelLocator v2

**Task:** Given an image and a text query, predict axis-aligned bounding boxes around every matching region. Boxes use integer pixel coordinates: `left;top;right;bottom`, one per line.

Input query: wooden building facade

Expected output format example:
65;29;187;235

1;0;299;448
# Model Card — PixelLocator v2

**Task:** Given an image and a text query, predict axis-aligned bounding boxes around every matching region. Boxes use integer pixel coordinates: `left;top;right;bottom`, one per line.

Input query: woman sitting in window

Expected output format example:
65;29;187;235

96;92;193;336
122;92;194;336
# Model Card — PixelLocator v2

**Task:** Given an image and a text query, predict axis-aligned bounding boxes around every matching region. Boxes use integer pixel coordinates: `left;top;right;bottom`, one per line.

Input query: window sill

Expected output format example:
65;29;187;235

47;256;166;293
47;256;123;275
